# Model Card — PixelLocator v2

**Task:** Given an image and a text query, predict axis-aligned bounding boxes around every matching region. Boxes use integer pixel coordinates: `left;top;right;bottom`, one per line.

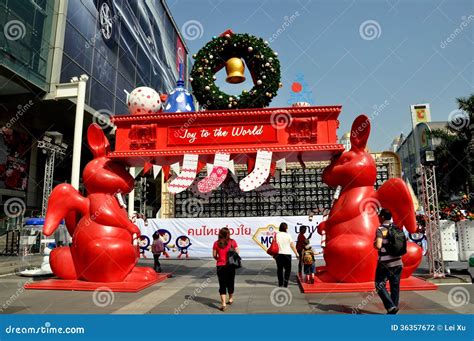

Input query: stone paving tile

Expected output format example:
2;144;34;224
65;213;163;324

0;259;472;315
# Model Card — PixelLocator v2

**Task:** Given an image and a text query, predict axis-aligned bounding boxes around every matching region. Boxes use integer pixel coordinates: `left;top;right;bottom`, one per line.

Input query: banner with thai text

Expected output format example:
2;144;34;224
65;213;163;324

135;216;323;259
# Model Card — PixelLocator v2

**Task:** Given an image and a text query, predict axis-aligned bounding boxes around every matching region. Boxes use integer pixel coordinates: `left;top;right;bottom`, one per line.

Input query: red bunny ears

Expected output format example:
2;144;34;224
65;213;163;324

87;123;110;158
350;114;370;153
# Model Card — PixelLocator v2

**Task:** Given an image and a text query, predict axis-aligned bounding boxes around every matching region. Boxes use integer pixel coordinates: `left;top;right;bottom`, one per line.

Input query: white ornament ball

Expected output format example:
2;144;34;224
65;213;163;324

205;85;211;91
257;80;262;85
128;87;161;115
248;47;253;52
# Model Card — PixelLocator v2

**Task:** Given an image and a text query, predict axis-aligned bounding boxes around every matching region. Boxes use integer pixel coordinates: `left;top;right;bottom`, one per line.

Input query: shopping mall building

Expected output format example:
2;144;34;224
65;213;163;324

0;0;189;227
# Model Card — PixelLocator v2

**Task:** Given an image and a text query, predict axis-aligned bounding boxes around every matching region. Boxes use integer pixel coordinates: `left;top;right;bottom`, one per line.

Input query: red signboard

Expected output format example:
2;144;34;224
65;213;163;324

167;124;278;146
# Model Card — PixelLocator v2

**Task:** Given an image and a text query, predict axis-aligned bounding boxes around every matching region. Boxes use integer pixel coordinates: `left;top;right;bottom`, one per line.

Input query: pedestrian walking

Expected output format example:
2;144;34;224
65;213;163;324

213;227;239;311
374;208;407;314
275;222;299;287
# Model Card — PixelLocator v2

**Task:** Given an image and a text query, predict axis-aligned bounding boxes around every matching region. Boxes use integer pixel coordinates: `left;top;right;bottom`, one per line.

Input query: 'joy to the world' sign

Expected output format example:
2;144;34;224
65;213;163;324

167;124;278;146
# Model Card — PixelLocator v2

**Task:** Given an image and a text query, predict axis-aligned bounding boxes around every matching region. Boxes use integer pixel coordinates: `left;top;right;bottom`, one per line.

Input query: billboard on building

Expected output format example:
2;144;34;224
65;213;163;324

410;103;431;128
0;128;30;191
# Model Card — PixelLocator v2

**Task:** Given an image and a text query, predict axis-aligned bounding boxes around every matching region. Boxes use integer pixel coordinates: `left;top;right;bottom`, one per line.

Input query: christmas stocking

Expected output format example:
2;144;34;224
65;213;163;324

197;153;230;193
239;150;273;192
168;154;199;194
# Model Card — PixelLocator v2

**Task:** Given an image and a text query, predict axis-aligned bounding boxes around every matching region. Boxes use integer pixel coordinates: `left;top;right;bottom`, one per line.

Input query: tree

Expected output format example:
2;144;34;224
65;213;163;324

431;94;473;206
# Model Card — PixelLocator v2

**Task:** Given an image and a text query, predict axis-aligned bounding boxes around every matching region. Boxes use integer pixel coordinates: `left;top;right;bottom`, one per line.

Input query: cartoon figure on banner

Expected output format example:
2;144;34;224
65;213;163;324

157;229;175;258
176;235;192;259
317;115;422;283
138;235;151;258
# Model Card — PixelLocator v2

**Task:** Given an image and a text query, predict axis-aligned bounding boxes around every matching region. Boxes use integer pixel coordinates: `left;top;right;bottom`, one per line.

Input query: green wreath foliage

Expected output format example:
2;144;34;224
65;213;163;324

190;33;281;110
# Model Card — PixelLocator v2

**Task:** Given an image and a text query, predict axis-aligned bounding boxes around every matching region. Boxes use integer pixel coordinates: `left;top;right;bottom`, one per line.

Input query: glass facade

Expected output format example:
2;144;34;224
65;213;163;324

0;0;57;90
61;0;186;114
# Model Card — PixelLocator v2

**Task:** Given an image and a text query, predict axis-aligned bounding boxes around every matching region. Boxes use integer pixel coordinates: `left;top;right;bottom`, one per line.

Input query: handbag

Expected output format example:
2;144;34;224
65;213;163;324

227;240;242;269
266;233;279;257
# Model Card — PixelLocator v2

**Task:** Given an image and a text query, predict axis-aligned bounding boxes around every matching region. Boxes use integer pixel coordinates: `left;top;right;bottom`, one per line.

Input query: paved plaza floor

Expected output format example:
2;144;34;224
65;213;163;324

0;259;472;315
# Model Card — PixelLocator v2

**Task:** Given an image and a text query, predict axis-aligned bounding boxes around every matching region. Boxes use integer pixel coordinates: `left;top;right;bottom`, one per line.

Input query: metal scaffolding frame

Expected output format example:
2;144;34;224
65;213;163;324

38;136;67;216
42;151;55;217
420;164;445;278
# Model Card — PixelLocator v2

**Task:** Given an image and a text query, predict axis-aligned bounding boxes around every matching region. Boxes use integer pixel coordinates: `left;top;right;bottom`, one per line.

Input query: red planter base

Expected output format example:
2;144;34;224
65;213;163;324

298;273;437;293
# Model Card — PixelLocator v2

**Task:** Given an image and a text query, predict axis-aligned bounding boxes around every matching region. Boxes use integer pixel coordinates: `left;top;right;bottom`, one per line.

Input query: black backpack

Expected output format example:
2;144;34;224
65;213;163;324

385;224;407;257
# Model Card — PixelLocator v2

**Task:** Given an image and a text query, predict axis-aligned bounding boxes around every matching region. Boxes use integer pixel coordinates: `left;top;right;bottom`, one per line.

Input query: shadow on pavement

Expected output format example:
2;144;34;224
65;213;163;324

310;302;382;314
187;295;220;310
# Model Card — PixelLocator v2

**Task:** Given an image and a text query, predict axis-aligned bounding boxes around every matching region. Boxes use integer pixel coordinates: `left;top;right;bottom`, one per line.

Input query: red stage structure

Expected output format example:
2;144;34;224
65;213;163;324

110;105;344;166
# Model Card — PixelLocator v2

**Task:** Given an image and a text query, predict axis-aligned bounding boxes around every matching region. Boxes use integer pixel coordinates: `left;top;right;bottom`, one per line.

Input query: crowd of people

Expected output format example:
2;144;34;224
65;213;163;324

150;208;404;314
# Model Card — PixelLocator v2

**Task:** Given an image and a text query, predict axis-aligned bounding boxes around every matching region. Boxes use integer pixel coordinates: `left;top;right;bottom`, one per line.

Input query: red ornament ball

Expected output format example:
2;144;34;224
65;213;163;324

291;82;302;93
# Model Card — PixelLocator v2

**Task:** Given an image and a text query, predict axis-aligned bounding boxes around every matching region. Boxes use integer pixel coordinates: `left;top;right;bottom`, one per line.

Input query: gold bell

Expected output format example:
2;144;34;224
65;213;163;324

225;57;246;84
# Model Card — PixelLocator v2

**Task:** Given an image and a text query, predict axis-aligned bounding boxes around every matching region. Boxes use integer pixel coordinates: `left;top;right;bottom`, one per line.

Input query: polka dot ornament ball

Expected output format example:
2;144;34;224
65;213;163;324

128;87;162;115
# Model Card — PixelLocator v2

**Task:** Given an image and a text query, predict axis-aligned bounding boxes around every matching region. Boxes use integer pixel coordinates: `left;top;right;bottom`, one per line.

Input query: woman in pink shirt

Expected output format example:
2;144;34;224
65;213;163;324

212;227;239;311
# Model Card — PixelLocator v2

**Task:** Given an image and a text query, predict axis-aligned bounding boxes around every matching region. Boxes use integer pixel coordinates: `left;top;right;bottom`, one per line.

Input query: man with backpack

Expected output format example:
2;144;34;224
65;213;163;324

374;208;407;314
152;231;165;273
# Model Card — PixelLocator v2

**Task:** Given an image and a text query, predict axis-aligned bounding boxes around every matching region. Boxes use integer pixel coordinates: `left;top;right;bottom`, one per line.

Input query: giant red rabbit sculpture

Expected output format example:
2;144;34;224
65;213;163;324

317;115;422;283
43;124;157;283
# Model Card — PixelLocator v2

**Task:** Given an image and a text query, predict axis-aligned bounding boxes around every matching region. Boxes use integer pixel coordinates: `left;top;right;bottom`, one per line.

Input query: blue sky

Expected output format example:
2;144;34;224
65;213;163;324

167;0;473;151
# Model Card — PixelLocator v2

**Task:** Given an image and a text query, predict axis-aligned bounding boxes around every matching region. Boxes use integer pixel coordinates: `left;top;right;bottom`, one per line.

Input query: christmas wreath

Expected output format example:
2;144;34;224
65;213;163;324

190;31;281;110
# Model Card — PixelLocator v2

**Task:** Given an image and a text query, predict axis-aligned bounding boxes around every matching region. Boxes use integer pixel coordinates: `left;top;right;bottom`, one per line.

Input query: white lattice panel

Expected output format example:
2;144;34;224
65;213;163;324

456;220;474;261
439;220;458;261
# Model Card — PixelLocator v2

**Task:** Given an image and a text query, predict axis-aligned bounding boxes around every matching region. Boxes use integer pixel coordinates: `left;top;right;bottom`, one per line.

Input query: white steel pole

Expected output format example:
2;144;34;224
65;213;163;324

128;167;135;216
70;75;88;189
